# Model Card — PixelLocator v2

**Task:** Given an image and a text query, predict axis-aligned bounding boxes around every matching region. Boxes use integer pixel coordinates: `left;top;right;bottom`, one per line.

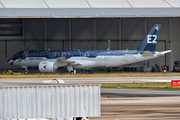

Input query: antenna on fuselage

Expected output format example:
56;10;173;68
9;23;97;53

107;40;111;50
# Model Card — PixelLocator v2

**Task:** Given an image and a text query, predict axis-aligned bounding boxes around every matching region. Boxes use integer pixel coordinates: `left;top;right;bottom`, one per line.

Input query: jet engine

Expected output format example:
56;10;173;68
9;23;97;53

39;61;58;72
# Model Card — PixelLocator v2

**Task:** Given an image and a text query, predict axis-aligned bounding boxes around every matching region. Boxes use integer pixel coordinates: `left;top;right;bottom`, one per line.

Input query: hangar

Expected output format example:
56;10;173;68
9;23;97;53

0;0;180;72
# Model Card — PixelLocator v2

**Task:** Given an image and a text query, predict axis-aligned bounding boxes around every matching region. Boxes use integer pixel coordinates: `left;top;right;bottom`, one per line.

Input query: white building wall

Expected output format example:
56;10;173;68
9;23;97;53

0;0;47;8
127;0;171;8
167;0;180;8
2;0;180;8
87;0;131;8
45;0;90;8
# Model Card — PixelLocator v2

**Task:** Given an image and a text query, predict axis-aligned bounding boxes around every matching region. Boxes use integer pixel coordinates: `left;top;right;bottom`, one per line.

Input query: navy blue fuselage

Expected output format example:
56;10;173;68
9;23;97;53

10;50;155;60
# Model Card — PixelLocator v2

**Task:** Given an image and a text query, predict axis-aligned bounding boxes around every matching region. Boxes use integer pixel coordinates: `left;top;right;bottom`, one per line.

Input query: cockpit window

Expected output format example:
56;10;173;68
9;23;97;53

14;51;23;59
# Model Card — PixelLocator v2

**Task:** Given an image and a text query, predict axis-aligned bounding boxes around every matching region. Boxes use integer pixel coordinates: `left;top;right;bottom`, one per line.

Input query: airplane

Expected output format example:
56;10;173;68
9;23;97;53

7;24;171;74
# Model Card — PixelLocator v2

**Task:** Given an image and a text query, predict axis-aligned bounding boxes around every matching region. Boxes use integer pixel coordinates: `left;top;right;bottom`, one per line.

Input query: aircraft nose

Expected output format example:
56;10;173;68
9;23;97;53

7;58;14;65
7;59;10;63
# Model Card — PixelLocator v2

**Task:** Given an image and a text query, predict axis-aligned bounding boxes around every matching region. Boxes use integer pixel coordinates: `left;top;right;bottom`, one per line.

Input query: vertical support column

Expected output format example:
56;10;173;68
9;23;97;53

44;18;48;50
144;17;147;37
170;17;174;71
110;18;111;40
93;18;96;50
118;18;122;50
69;18;72;50
144;18;148;67
22;18;25;50
5;40;7;59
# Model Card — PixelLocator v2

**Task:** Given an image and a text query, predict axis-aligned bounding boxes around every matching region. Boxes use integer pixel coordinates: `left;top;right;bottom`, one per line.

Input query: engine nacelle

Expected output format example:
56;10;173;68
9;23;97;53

39;61;58;72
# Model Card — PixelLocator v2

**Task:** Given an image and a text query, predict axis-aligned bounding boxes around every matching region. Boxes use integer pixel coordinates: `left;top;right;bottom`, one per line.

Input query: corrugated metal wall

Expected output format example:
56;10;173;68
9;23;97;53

0;18;174;71
0;84;101;119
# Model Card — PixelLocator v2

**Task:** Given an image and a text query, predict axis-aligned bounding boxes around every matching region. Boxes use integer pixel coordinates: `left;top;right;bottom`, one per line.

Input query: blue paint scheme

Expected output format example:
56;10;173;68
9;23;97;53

7;24;163;73
137;24;161;51
10;50;153;60
9;24;160;61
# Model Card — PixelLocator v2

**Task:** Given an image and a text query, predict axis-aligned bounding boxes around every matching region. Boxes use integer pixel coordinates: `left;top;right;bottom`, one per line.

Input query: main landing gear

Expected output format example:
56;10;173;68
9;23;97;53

67;65;75;74
22;66;28;73
70;70;74;74
85;68;92;74
107;67;111;73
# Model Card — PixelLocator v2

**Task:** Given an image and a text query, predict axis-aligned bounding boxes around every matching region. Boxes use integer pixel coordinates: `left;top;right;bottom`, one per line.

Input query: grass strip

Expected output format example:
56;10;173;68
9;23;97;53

1;72;180;78
101;83;180;89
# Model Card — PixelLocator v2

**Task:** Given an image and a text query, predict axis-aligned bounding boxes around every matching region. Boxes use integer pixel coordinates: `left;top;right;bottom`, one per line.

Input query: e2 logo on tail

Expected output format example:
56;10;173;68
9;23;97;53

147;35;157;43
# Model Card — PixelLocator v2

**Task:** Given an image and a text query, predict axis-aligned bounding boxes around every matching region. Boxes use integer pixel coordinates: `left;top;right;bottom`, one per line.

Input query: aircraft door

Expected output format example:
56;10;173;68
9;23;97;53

122;51;128;61
23;51;29;61
62;52;66;58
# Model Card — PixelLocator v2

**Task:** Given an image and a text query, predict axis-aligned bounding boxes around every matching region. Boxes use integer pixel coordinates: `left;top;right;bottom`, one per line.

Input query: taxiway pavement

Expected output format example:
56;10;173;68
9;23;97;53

0;76;179;83
0;77;180;120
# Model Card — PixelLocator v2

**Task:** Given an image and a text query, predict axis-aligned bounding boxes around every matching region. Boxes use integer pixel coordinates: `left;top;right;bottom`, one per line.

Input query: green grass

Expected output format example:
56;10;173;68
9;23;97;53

101;83;180;89
1;72;180;78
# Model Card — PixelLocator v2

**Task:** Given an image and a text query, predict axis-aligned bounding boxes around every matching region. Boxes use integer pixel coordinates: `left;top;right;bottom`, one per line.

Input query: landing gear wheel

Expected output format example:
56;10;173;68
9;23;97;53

107;67;111;73
85;69;92;74
85;70;89;74
70;70;74;75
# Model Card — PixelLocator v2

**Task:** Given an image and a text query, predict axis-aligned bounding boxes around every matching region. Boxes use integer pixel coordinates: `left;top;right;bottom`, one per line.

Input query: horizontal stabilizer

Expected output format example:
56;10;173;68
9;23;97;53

142;51;154;57
155;50;172;57
161;50;172;54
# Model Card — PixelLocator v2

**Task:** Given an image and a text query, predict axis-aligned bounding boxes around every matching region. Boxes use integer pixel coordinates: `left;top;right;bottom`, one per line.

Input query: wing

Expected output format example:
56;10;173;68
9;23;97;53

56;57;81;67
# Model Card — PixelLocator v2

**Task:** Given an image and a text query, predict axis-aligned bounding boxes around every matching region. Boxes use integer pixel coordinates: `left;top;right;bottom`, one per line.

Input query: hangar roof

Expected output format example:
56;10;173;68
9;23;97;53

0;0;180;18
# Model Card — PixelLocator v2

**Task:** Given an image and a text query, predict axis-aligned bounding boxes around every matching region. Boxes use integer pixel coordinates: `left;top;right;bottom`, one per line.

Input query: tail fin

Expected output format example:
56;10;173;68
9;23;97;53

136;24;161;51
